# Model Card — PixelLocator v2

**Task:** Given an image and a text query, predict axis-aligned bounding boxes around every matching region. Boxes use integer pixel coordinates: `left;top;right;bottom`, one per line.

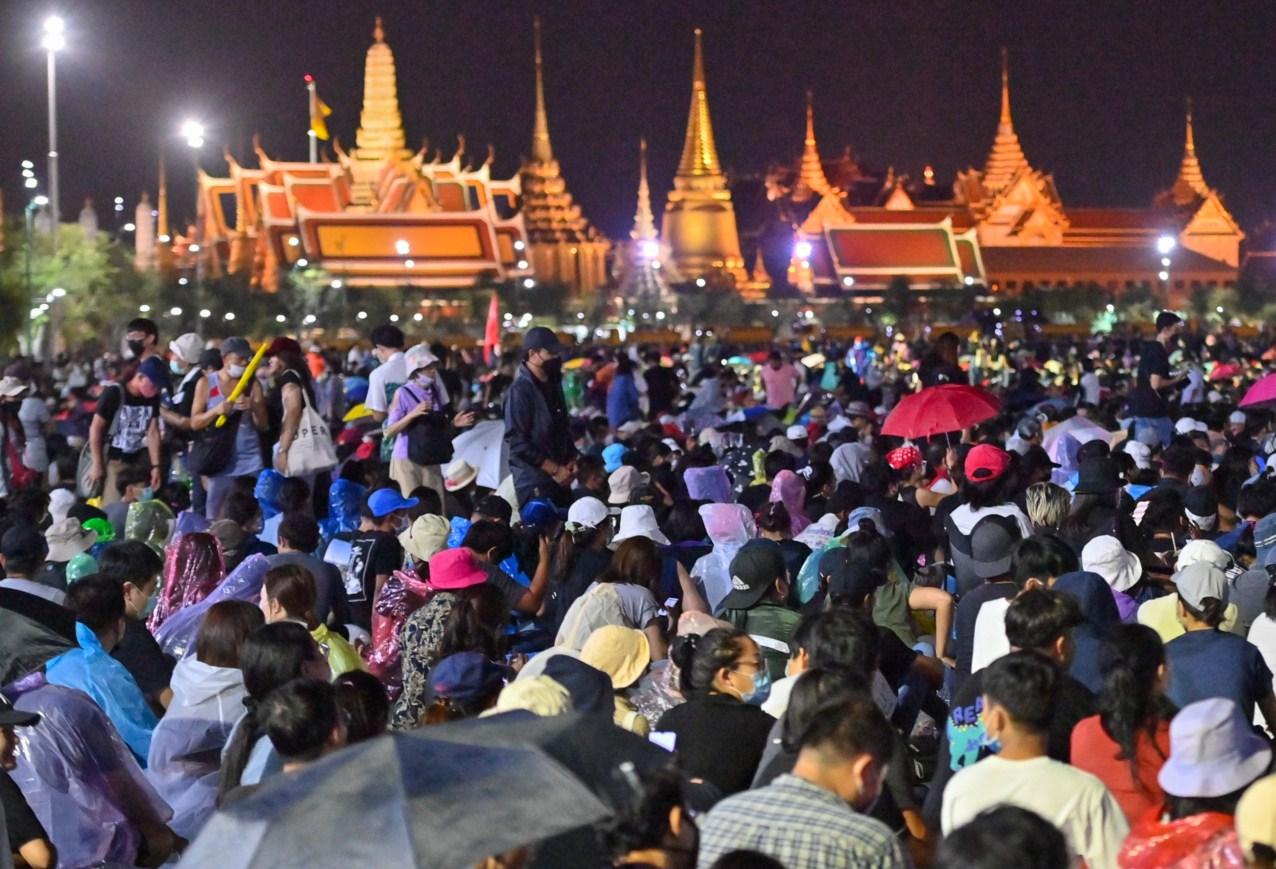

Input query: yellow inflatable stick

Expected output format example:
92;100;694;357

214;341;270;428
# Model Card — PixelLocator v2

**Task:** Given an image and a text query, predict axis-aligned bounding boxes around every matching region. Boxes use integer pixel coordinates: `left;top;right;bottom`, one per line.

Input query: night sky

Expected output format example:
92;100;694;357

3;0;1276;242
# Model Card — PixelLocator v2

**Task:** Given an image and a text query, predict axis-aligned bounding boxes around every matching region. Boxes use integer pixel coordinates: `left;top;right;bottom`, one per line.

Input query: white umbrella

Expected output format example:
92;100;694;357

451;420;507;489
1043;416;1113;466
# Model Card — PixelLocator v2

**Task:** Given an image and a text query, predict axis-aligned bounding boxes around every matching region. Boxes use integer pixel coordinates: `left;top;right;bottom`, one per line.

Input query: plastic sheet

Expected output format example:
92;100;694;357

364;569;432;699
769;470;811;535
154;554;270;660
327;479;366;534
253;470;284;519
6;673;173;869
149;532;225;633
174;509;211;538
684;466;732;504
691;504;756;613
146;658;247;840
125;499;175;555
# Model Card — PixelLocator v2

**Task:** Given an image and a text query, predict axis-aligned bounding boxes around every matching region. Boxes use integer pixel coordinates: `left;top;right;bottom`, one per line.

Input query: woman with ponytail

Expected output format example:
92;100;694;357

217;622;329;802
1070;624;1175;824
544;496;612;633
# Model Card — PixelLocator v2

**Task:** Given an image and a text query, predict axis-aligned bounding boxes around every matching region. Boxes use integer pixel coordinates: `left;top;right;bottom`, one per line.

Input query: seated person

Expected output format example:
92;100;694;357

98;541;175;712
259;564;364;677
0;696;56;869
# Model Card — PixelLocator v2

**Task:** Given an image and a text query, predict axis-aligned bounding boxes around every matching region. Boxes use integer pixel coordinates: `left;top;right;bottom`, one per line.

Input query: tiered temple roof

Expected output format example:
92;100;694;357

792;92;832;204
617;139;676;299
518;17;609;294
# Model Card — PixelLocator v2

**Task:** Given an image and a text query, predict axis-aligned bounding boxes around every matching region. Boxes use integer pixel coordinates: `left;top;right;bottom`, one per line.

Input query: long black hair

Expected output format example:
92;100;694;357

218;622;323;800
1097;624;1176;796
669;627;751;695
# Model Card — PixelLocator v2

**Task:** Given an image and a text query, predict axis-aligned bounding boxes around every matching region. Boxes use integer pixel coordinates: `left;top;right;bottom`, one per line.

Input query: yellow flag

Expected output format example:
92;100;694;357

310;91;333;141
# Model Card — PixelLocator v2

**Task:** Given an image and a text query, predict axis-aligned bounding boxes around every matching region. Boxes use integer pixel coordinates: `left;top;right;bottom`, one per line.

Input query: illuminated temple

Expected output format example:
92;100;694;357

152;19;1243;305
774;50;1242;297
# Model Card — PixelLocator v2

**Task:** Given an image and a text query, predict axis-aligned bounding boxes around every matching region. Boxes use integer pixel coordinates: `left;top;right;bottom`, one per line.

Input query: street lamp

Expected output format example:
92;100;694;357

1156;235;1176;299
180;119;205;150
42;15;64;251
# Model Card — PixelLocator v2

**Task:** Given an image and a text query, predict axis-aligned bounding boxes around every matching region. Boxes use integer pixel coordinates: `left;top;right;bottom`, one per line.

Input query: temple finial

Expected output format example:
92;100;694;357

373;16;384;43
530;16;553;163
1185;96;1196;153
999;47;1012;127
631;138;657;241
676;27;722;177
157;154;169;238
793;90;831;202
1168;95;1208;204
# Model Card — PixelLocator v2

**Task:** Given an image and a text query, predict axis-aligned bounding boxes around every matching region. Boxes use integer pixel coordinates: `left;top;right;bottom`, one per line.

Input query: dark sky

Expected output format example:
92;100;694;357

3;0;1276;242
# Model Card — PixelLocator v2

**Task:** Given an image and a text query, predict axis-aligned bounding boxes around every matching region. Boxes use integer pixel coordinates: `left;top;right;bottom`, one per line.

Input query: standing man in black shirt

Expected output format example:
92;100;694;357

1127;311;1185;448
504;327;577;507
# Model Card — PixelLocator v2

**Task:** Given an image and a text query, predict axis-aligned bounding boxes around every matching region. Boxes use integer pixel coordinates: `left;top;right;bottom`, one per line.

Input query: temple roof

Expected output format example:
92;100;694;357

530;17;553;164
676;28;724;178
980;244;1234;277
1167;98;1210;207
353;16;408;160
792;92;832;203
631;139;657;241
982;49;1031;195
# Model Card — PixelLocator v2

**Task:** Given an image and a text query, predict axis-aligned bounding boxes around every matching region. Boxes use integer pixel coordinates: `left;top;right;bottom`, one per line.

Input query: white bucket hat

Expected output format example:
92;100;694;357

1158;698;1271;798
1080;534;1141;592
443;459;479;492
611;505;670;546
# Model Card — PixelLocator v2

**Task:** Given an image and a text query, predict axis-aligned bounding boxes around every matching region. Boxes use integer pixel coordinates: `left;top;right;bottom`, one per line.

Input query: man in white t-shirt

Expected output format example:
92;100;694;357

970;537;1075;675
363;324;407;424
942;651;1128;868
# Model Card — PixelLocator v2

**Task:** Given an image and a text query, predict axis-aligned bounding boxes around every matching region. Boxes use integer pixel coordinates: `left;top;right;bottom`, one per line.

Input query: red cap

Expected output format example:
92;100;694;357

965;444;1011;482
353;441;376;461
428;547;488;590
886;446;923;471
265;336;303;359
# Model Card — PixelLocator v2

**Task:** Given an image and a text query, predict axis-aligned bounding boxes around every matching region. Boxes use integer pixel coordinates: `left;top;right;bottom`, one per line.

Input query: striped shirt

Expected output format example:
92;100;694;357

696;774;907;869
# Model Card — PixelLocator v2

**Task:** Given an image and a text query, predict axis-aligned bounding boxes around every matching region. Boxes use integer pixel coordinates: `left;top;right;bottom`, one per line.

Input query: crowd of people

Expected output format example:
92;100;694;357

0;310;1273;867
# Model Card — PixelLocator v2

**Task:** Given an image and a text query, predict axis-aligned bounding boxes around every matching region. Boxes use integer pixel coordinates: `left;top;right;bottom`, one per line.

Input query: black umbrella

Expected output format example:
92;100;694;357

0;589;76;686
179;731;609;869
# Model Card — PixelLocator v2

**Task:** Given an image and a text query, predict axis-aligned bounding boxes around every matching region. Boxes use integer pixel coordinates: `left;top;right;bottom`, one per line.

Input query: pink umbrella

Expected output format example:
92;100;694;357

1240;372;1276;408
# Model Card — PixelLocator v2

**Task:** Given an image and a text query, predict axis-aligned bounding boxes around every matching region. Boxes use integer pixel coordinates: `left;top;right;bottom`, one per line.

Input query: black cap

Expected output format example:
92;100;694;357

0;525;47;564
0;696;38;727
970;515;1021;578
198;348;223;371
1018;445;1059;479
1155;311;1183;331
819;548;886;607
1074;457;1122;495
721;539;787;610
523;326;564;354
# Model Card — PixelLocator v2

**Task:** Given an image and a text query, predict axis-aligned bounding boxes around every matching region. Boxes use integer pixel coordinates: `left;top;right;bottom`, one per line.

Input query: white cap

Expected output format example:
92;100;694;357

786;424;808;441
0;377;28;398
169;332;204;364
404;343;439;374
1123;440;1153;470
1175;417;1208;435
566;496;609;531
1229;410;1247;425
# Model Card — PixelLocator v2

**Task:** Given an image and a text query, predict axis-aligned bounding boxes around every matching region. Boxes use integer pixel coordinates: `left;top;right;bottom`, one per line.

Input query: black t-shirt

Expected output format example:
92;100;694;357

545;549;612;632
655;692;775;798
0;769;46;851
1129;339;1172;417
343;530;404;629
267;369;314;444
877;627;919;690
95;384;159;460
643;366;679;417
112;616;176;699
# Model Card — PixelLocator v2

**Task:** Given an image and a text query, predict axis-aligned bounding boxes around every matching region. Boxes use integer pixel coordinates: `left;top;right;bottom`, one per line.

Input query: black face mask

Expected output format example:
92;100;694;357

127;339;146;358
541;357;563;380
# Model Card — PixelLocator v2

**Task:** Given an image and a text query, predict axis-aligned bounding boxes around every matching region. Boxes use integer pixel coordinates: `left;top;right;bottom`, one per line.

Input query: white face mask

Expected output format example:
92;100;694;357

227;364;247;378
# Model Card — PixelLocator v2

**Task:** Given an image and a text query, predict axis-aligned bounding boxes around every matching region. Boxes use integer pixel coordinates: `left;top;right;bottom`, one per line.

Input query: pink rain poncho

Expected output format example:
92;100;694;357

769;470;811;535
363;569;432;701
149;532;225;632
154;554;270;660
691;504;757;612
7;673;173;868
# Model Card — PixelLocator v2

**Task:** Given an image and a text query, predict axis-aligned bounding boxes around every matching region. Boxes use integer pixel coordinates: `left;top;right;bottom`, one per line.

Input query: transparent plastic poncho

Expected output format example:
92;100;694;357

149;532;226;633
124;499;175;555
153;554;270;660
363;569;432;700
6;673;173;869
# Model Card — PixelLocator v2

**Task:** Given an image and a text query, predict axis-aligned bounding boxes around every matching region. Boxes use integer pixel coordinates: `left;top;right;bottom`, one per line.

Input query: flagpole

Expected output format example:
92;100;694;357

307;77;318;163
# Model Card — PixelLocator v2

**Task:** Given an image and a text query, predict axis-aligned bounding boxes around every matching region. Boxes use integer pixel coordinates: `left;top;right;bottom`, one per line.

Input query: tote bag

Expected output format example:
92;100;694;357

287;389;338;476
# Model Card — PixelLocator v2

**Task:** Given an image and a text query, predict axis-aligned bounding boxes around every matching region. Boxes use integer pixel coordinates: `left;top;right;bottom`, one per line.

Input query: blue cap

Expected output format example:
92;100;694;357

137;356;171;392
602;443;628;474
520;498;566;531
431;651;508;704
366;487;419;518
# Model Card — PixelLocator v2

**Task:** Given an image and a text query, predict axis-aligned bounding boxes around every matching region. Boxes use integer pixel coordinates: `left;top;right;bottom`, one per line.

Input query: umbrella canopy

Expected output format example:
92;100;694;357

1209;362;1242;382
0;588;76;686
881;384;1001;439
180;731;609;869
562;357;589;371
1042;416;1114;465
725;355;753;368
1241;372;1276;408
451;419;508;489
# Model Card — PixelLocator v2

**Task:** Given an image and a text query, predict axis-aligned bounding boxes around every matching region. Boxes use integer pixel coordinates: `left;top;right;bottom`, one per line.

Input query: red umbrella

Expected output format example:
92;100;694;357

1240;372;1276;408
881;384;1002;439
1209;362;1241;382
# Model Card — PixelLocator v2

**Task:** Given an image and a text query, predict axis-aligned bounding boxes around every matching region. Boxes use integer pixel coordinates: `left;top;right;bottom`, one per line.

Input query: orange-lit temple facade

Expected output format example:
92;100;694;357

150;19;1243;307
775;52;1242;299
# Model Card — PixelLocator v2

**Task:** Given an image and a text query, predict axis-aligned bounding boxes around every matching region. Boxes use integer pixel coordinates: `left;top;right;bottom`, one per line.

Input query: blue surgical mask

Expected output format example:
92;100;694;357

170;359;186;375
979;726;1002;755
141;593;159;618
139;487;155;502
740;668;773;706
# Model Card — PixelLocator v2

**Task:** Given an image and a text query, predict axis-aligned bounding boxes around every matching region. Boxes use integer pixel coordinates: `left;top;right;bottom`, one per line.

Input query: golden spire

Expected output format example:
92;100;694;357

1169;97;1209;205
157;154;169;238
530;17;553;164
373;15;384;43
676;28;723;178
631;138;657;241
982;47;1029;194
354;15;407;159
793;90;831;202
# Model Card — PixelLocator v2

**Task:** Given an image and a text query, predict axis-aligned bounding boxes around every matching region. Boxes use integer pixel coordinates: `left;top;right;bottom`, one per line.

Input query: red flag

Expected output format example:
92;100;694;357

483;293;500;365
